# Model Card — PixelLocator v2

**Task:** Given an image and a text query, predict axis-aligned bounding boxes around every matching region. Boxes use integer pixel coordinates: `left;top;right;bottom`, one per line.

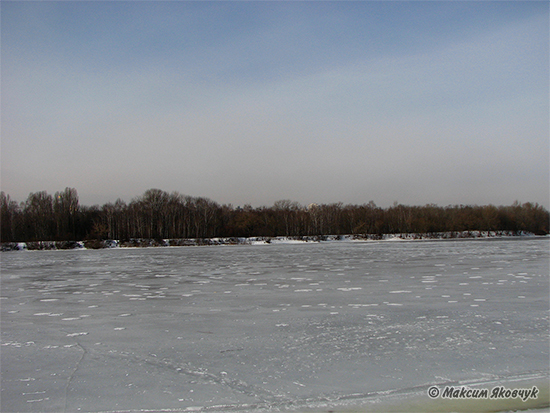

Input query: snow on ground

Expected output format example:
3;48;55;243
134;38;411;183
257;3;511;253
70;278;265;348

1;231;538;251
1;238;548;412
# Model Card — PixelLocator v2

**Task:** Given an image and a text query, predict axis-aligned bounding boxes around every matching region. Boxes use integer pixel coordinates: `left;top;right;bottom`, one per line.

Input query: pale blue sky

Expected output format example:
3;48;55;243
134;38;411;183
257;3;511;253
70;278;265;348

2;1;548;208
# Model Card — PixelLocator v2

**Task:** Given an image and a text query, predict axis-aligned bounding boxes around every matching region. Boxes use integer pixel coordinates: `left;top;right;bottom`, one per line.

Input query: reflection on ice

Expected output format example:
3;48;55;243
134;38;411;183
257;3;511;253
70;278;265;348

1;238;549;412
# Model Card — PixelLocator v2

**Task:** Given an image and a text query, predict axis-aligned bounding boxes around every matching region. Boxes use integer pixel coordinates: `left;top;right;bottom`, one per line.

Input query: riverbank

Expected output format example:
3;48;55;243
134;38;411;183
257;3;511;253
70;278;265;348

0;230;539;251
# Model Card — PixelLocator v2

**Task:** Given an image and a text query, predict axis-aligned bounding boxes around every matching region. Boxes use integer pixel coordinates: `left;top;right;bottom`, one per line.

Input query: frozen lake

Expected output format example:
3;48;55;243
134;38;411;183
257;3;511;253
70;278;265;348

1;238;549;412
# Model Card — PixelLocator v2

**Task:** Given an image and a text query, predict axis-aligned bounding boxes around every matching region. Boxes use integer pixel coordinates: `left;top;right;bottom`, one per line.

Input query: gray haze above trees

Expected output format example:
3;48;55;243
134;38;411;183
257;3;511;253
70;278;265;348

2;2;548;209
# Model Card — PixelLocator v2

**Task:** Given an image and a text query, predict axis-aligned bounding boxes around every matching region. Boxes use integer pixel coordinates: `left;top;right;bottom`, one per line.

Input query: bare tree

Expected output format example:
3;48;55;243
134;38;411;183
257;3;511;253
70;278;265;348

1;192;20;242
54;188;79;239
23;191;54;240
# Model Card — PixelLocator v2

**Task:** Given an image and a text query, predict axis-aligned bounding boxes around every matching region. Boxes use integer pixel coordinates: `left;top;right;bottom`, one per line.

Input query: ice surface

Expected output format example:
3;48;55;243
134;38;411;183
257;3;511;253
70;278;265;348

1;238;548;412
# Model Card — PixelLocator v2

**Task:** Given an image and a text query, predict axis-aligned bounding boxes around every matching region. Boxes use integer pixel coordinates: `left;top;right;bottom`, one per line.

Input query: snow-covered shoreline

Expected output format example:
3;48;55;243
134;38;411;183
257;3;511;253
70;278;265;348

1;230;541;251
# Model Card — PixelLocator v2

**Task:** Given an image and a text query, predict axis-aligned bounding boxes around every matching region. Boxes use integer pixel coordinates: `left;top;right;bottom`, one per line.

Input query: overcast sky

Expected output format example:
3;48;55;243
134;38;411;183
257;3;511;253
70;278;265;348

2;1;548;208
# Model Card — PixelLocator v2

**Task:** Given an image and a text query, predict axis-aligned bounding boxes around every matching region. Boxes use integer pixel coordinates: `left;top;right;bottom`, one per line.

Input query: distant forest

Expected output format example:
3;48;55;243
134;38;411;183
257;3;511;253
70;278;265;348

1;188;549;243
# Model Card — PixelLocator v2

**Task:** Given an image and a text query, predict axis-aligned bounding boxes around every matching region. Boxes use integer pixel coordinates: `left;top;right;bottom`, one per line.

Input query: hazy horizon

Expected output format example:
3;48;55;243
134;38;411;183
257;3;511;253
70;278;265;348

2;2;548;209
1;186;548;211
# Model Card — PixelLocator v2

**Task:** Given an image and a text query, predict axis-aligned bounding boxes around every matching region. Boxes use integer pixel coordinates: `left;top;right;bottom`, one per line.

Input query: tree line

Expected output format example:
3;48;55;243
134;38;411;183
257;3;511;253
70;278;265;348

1;187;549;243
